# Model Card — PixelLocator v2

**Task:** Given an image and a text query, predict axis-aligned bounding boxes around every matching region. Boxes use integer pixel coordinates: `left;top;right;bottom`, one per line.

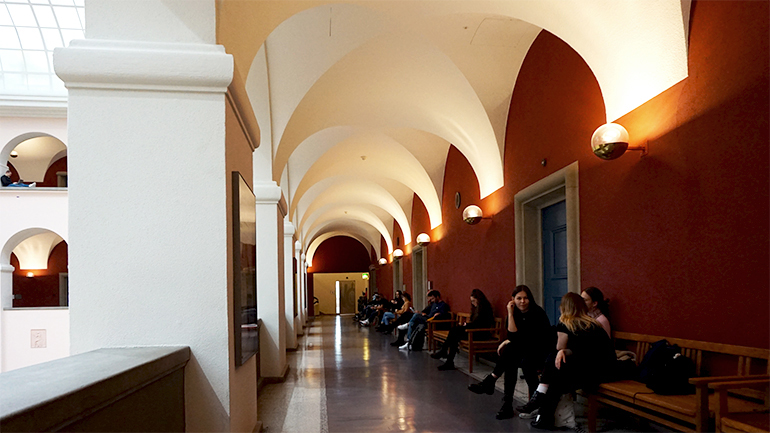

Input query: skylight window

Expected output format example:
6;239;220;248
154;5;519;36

0;0;85;97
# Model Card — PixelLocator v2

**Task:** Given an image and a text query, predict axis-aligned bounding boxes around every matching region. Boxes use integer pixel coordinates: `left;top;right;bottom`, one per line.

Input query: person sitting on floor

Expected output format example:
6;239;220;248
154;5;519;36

398;290;450;351
467;285;554;420
1;168;35;188
431;288;495;371
517;292;615;430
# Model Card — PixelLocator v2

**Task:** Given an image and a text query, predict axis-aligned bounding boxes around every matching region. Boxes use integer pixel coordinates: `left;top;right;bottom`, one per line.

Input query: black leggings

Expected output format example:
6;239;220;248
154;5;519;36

492;343;546;403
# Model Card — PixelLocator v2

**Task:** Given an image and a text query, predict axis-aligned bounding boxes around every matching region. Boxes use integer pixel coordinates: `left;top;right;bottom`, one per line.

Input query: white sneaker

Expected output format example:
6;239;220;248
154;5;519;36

398;343;409;350
29;182;36;187
397;323;409;331
519;409;538;419
360;319;369;325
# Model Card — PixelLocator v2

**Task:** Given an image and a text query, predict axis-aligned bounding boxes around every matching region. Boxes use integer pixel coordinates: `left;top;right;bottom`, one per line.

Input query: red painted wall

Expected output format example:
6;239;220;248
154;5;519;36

419;1;769;347
11;241;68;307
41;156;67;187
307;236;374;315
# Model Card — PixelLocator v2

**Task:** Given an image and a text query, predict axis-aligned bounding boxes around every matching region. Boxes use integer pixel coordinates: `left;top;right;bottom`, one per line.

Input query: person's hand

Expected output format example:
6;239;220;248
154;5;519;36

497;340;510;355
555;349;567;369
507;300;515;313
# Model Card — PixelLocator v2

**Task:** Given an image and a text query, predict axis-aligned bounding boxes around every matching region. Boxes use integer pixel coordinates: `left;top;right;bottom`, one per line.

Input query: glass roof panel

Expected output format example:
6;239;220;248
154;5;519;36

0;0;83;97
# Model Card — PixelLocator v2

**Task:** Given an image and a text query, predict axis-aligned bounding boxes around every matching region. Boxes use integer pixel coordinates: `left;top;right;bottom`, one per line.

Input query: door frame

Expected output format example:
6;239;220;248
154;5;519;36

411;245;428;312
514;162;581;305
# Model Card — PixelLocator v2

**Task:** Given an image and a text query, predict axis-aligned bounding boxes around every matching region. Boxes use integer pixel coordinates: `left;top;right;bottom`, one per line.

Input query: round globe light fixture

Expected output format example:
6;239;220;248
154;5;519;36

591;123;646;160
463;205;483;225
393;248;404;258
378;258;387;265
416;233;430;246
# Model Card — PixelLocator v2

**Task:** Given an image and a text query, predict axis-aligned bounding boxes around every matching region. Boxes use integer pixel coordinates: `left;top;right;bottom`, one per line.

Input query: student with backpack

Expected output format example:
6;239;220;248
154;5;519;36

397;290;450;351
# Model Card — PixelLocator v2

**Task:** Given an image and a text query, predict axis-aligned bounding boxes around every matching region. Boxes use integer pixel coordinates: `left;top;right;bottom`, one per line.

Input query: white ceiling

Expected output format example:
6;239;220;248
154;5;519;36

243;0;690;263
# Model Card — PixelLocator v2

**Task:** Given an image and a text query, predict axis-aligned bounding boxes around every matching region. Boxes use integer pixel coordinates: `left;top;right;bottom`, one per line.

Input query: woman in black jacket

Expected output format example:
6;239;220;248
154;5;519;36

431;288;495;371
467;285;554;420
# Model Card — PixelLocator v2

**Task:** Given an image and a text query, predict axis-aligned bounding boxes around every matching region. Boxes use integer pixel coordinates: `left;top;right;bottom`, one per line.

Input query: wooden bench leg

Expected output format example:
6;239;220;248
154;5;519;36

587;393;598;433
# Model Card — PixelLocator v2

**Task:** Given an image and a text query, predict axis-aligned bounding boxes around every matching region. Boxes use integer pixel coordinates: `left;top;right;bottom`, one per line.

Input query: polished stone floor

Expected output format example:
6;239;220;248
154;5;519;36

257;315;657;433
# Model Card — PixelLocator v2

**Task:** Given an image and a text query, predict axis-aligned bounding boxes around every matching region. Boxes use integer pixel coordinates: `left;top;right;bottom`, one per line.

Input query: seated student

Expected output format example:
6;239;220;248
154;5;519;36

380;291;410;330
467;285;553;419
581;286;611;338
358;294;383;324
517;292;615;430
431;289;495;370
398;290;450;351
360;294;388;326
1;168;35;187
382;292;415;335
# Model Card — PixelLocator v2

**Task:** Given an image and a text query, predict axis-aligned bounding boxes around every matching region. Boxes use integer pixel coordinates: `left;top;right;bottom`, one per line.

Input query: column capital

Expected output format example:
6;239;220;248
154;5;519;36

54;39;233;93
283;221;296;237
1;264;15;273
294;240;302;252
252;181;282;203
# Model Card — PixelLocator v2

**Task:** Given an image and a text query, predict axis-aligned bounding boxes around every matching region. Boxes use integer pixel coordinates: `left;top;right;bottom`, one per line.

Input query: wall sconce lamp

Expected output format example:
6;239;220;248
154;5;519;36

26;271;34;278
378;258;387;265
10;150;18;158
591;123;647;160
392;248;404;259
416;233;430;246
462;205;489;225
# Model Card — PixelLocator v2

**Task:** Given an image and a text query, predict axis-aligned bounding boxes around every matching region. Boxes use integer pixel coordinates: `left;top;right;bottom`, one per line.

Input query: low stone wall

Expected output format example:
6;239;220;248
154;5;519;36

0;346;190;432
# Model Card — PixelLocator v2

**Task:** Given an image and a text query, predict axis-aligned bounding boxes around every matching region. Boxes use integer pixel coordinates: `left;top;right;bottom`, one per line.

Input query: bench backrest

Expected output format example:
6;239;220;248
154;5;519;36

613;331;770;378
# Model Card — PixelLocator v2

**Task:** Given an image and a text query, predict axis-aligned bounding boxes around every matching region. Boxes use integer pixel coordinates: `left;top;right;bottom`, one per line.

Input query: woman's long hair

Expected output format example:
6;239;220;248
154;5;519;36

583;286;609;317
402;292;412;302
470;288;493;321
511;285;539;308
560;292;600;333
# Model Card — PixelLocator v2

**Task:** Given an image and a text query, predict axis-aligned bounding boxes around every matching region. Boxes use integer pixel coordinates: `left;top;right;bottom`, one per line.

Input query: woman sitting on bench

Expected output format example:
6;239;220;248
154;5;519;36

431;288;495;371
379;292;413;333
467;285;553;420
519;292;616;430
581;286;611;338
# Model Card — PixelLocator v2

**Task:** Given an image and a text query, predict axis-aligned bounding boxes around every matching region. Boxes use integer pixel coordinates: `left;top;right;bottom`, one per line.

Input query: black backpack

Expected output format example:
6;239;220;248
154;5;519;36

408;323;426;351
639;339;696;395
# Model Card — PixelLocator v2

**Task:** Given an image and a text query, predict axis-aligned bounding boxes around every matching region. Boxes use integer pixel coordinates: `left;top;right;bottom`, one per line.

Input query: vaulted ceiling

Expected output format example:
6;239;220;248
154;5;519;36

231;0;691;265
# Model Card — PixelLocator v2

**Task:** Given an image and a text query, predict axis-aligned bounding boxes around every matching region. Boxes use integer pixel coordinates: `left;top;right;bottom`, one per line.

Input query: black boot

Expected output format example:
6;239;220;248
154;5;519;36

530;392;560;430
468;374;497;395
495;401;514;420
430;349;448;359
516;390;547;414
390;329;406;346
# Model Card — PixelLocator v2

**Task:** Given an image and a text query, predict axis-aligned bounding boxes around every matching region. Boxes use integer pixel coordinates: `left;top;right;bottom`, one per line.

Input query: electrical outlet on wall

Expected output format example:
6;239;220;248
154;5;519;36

31;329;46;348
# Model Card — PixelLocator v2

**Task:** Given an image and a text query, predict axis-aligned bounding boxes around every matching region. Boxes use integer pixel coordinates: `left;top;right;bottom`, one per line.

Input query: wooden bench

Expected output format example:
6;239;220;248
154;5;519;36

427;312;505;373
585;332;770;432
710;377;769;432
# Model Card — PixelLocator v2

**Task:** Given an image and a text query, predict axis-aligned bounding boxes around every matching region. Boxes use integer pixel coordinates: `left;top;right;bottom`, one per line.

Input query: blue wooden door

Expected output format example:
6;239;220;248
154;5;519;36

542;201;567;325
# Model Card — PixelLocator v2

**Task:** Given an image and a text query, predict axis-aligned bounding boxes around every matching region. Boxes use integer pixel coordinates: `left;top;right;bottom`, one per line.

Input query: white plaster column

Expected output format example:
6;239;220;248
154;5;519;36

283;220;297;349
294;240;305;335
301;253;309;319
254;181;287;378
54;2;239;428
0;264;14;371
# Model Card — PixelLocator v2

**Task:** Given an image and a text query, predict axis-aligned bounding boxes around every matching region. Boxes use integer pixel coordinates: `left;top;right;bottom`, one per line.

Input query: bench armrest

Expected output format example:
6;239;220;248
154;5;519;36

709;378;770;391
690;374;770;387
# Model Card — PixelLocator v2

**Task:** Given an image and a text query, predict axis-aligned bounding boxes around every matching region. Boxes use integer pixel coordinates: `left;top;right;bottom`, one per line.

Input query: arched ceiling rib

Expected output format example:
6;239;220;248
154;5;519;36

238;0;690;257
298;181;412;245
303;206;394;254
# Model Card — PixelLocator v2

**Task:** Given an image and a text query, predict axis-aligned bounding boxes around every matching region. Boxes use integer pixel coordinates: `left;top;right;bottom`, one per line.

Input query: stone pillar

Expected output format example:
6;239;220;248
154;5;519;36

283;219;297;350
254;181;287;378
0;264;14;371
55;37;235;431
294;240;305;335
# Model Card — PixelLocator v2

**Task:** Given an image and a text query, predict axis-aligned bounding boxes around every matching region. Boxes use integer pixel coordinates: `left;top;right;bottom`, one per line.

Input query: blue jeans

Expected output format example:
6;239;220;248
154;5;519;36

406;314;428;340
382;312;395;325
5;184;30;187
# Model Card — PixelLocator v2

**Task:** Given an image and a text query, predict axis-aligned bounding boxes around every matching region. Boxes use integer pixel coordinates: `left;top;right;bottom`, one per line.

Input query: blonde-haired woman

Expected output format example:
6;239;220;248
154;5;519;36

518;292;615;429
